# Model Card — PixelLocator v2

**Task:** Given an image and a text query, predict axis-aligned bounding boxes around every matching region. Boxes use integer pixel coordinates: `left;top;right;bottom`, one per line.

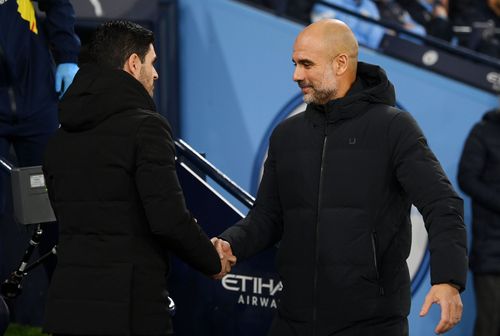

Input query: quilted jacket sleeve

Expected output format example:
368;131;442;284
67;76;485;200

389;111;468;291
38;0;80;64
219;128;283;260
135;114;221;276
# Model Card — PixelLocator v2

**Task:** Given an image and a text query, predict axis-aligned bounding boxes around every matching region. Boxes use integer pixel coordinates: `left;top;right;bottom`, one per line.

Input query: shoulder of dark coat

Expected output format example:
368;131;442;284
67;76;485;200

369;105;418;132
472;118;499;141
269;110;306;139
270;104;407;137
122;109;172;129
366;104;403;120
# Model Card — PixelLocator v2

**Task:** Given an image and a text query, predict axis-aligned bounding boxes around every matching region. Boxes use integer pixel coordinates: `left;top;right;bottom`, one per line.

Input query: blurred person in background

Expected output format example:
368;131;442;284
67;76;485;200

449;0;500;57
458;102;500;336
396;0;454;41
245;0;316;22
374;0;427;36
0;0;79;324
0;0;79;212
311;0;386;49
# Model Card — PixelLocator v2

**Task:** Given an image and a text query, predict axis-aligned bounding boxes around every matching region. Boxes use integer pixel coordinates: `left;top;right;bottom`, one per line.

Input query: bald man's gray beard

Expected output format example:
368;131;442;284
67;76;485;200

303;87;337;105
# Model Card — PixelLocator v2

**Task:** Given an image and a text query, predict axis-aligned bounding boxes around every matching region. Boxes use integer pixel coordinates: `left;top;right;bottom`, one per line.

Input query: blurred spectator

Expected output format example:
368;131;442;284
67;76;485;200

244;0;316;22
374;0;427;37
449;0;500;57
311;0;386;49
458;105;500;336
286;0;316;22
396;0;454;40
0;0;79;324
0;0;79;209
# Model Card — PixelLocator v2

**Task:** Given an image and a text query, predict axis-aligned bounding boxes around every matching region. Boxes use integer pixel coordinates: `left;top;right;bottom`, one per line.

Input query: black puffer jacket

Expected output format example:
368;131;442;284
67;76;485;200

42;65;221;335
458;109;500;274
221;62;467;335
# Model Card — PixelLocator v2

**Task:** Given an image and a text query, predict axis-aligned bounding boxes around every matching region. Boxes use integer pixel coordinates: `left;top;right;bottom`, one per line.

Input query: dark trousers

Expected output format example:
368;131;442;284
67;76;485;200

474;274;500;336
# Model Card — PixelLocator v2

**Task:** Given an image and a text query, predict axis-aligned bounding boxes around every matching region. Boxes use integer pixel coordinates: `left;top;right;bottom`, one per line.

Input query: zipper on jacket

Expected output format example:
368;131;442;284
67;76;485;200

371;231;384;296
312;126;328;336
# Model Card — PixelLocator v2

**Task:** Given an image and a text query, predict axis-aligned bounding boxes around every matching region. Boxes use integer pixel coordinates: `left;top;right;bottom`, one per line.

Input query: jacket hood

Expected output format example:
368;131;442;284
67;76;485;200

59;64;156;131
483;108;500;124
306;62;396;124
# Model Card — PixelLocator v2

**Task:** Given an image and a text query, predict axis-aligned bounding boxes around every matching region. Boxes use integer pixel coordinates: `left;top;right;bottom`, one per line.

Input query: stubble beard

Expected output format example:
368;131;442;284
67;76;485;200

139;69;154;98
303;86;337;105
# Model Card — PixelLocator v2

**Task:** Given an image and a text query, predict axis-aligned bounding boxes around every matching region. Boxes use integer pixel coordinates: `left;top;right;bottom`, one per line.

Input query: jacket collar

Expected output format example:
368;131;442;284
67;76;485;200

304;62;395;127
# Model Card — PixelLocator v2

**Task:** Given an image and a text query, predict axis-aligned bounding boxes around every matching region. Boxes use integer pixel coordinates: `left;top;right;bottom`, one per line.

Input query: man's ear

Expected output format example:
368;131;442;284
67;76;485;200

335;53;349;76
123;53;141;78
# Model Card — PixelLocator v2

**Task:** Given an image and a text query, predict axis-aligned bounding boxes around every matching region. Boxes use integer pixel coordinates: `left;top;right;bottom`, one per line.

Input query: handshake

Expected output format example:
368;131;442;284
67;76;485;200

210;238;237;280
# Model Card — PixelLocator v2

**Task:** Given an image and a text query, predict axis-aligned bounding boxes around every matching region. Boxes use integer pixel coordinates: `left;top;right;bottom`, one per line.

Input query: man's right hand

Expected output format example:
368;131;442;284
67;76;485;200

210;237;237;280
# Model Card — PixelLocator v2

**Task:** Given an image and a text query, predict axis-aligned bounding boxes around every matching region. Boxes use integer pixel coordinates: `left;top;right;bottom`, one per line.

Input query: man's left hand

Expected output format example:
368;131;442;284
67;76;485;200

419;283;463;334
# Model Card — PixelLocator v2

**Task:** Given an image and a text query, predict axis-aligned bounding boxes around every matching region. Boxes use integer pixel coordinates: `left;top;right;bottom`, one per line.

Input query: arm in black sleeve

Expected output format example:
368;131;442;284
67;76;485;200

38;0;80;64
458;125;500;213
135;114;221;276
219;129;284;261
389;111;467;291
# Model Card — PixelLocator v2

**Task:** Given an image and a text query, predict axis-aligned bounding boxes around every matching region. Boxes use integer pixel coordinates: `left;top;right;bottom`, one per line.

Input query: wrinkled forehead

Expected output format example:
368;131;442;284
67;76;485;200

293;31;334;61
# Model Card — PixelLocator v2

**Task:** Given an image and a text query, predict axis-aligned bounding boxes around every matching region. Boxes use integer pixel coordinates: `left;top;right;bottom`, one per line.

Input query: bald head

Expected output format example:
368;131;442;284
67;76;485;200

292;19;359;104
298;19;358;72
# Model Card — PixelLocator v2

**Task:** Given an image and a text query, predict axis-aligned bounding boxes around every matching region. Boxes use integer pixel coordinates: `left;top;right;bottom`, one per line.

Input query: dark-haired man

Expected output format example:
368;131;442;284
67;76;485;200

42;20;228;336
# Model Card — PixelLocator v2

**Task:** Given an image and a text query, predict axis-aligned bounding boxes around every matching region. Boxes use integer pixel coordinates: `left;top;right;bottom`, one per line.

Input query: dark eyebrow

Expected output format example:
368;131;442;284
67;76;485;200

296;58;314;65
292;58;314;64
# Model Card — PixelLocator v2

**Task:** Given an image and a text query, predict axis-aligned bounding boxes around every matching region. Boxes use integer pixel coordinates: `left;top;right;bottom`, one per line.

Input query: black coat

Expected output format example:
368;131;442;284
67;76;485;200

42;65;221;335
220;62;468;335
458;109;500;274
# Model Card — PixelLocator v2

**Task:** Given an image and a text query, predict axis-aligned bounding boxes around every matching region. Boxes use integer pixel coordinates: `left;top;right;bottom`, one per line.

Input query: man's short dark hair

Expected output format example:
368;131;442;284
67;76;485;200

84;20;154;68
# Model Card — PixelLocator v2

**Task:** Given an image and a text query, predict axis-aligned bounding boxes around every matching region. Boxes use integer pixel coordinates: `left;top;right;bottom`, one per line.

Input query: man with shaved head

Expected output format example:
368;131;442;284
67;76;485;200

213;19;467;335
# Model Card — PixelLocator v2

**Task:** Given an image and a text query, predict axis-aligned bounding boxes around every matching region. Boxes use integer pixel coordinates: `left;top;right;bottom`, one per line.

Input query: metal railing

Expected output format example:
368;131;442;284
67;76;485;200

175;139;255;209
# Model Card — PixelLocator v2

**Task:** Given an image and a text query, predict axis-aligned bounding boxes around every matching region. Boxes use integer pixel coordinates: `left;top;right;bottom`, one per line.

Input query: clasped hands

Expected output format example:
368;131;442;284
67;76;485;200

210;237;237;280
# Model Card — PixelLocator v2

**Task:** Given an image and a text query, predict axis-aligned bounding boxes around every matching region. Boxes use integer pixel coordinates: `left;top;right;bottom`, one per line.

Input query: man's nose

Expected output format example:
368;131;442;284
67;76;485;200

293;66;302;82
153;67;159;80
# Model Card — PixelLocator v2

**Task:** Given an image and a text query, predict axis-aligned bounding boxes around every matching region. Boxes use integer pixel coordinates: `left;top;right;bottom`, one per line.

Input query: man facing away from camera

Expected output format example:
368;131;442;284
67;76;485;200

42;20;232;336
212;19;468;336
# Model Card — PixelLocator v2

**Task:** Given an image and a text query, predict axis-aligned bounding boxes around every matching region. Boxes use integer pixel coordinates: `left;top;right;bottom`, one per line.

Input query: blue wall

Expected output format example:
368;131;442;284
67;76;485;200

178;0;498;334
